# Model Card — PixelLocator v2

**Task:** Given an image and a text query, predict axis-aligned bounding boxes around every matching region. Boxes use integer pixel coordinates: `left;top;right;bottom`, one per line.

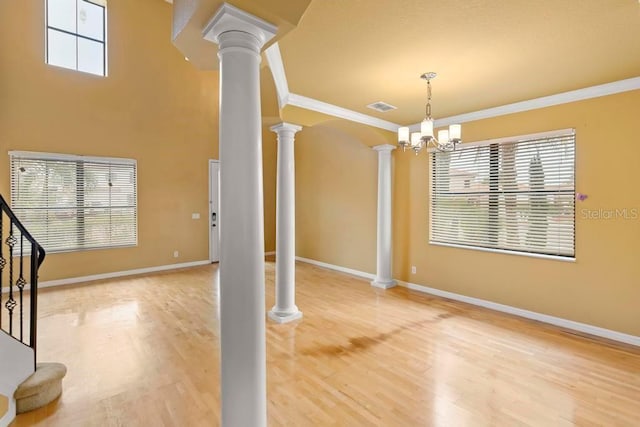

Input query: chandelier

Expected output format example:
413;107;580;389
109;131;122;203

398;72;462;153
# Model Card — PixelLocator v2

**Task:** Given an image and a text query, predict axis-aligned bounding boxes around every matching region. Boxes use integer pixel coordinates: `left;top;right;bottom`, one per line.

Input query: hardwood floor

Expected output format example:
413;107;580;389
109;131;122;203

12;258;640;426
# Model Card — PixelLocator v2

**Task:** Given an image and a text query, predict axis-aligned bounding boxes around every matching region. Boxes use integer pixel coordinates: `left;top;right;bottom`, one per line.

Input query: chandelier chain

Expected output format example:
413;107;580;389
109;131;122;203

426;79;432;119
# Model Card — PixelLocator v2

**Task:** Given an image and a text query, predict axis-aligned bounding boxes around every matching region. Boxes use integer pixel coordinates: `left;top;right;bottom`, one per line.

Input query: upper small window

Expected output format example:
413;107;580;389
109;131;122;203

46;0;107;76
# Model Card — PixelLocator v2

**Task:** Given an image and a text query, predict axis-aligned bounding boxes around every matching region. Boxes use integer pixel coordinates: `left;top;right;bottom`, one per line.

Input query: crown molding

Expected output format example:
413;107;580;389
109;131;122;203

287;93;399;132
265;43;290;108
266;42;639;134
265;43;399;132
289;75;640;134
405;76;640;131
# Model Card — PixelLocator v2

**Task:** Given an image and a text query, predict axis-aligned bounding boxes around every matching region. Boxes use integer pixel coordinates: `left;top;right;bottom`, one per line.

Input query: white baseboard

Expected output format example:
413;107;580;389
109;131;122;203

294;256;639;347
36;260;211;290
398;280;640;347
295;256;375;280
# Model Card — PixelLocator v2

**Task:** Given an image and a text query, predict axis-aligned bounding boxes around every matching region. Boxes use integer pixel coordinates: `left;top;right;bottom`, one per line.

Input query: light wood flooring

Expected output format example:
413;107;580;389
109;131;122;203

12;258;640;426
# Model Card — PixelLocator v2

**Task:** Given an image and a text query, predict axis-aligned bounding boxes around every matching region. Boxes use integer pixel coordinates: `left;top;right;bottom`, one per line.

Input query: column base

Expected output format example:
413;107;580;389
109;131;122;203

371;279;397;289
268;309;303;324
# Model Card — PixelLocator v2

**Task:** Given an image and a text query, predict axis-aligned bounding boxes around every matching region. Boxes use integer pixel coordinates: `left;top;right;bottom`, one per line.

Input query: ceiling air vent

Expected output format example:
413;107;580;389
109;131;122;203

367;101;397;113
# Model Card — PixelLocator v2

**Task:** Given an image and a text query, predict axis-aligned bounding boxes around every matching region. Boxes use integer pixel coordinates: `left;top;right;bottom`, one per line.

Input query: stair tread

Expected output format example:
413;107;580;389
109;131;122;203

15;362;67;399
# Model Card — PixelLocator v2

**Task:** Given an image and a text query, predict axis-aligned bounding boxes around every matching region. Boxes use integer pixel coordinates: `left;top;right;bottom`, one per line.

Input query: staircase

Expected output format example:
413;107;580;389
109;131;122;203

0;195;64;426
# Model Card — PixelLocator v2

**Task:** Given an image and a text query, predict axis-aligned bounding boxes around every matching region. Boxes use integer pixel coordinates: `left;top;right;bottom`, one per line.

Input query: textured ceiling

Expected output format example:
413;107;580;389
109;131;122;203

277;0;640;124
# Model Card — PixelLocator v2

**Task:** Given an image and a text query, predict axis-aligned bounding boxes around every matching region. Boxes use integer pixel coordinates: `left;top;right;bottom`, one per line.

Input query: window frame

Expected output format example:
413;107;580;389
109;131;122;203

428;128;576;262
45;0;108;77
9;151;137;254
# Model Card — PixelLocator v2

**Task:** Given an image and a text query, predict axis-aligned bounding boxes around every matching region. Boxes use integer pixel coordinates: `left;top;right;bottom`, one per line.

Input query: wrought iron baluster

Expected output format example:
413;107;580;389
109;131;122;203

0;211;4;331
5;222;17;335
0;194;46;367
18;233;27;341
30;241;39;358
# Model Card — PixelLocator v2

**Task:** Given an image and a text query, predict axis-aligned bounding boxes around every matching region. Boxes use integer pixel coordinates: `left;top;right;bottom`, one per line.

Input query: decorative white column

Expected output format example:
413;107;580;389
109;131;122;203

203;5;276;427
268;123;303;323
371;144;397;289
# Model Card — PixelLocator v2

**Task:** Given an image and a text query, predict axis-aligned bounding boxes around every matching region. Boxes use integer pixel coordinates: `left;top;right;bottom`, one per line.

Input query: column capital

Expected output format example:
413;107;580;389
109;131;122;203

270;122;303;134
372;144;397;153
203;3;277;48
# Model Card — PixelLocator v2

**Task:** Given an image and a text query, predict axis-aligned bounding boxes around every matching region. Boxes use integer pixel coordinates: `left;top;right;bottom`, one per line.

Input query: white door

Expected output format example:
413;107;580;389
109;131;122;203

209;160;220;263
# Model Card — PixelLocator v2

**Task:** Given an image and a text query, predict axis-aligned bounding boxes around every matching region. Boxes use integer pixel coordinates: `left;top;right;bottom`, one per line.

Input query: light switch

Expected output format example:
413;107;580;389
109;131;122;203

192;213;200;219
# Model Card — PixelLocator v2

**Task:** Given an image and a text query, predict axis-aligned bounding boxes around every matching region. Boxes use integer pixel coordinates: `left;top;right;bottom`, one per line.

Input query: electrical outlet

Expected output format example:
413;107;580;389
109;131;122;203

192;213;200;219
411;266;417;274
173;251;179;258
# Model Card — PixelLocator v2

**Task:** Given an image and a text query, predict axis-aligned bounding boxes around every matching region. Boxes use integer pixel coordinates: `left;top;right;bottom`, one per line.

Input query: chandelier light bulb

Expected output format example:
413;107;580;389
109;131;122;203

410;132;422;147
421;118;434;139
438;129;449;143
449;124;462;141
398;127;410;143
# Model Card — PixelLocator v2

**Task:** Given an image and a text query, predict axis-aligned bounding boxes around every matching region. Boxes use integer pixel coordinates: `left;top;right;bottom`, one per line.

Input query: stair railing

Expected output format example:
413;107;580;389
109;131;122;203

0;194;46;368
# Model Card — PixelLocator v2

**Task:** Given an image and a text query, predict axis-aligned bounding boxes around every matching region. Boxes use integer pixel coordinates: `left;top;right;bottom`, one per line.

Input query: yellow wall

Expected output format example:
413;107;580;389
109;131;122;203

410;90;640;336
296;91;640;336
0;0;276;281
295;123;380;273
0;394;7;419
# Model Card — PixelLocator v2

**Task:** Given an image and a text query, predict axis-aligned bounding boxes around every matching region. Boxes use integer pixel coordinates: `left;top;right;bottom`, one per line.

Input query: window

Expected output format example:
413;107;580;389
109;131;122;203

46;0;107;76
9;152;137;253
430;129;575;258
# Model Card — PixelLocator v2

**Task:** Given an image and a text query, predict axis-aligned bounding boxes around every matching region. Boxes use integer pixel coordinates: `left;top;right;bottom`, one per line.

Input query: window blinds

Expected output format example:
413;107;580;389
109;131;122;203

9;151;137;253
430;130;575;258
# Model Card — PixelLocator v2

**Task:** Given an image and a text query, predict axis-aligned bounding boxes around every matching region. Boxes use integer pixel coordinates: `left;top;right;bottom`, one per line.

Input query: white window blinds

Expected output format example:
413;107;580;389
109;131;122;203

9;151;137;253
430;130;575;258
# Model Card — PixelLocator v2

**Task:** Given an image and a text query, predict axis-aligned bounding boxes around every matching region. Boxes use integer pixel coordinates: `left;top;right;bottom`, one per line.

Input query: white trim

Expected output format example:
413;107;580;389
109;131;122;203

267;310;303;324
397;280;639;347
40;260;210;288
270;122;302;134
372;144;396;152
202;2;277;46
9;150;136;165
295;256;375;280
208;159;220;263
428;242;576;263
287;93;399;132
264;43;290;108
371;279;397;289
268;41;638;135
1;260;211;292
263;42;399;131
406;76;640;130
294;256;639;347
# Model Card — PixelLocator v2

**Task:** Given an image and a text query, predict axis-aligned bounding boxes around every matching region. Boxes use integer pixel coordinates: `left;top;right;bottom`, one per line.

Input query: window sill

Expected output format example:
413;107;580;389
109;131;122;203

43;244;138;255
429;241;576;262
